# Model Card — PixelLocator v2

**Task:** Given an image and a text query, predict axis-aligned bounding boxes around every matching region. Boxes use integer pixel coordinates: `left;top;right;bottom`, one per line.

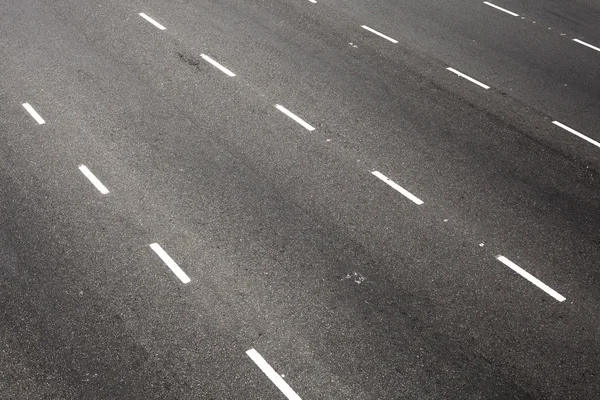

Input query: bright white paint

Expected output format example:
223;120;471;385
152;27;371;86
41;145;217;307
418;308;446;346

78;165;109;194
201;54;236;77
150;243;191;284
371;171;424;205
309;0;317;3
275;105;315;131
573;39;600;53
246;349;302;400
22;103;45;124
483;2;520;16
446;67;490;89
139;13;166;30
552;121;600;149
360;25;398;44
496;256;565;302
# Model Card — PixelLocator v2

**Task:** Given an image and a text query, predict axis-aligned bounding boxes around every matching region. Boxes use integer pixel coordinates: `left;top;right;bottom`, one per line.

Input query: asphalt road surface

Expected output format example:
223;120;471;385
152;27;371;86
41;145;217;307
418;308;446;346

1;0;599;398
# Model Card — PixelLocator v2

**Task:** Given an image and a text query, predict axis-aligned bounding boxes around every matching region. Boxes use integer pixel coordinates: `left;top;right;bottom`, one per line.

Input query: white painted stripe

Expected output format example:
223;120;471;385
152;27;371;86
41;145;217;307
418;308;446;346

275;105;315;131
150;243;191;284
200;54;236;77
371;171;424;205
246;349;302;400
483;2;520;17
139;13;166;30
78;165;109;194
22;103;45;124
446;67;490;89
360;25;398;44
496;256;565;302
309;0;317;3
552;121;600;149
573;39;600;53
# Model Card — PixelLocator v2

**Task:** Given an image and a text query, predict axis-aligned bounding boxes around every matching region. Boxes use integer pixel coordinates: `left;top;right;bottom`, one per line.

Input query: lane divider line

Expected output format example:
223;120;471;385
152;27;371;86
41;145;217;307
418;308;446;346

275;105;315;131
150;243;191;284
360;25;398;44
483;2;520;17
201;54;236;77
496;256;565;302
22;103;46;125
139;13;166;30
552;121;600;149
78;165;109;194
573;39;600;53
446;67;490;89
246;348;302;400
371;171;424;205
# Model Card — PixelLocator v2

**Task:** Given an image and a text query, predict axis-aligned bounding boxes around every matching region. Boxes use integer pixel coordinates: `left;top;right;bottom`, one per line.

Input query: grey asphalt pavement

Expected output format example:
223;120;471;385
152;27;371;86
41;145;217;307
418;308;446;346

1;0;599;398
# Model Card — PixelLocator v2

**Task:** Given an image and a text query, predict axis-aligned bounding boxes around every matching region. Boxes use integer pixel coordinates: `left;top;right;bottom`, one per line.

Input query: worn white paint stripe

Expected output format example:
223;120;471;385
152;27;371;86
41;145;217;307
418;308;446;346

78;165;109;194
246;349;302;400
139;13;166;30
553;121;600;149
150;243;191;284
496;256;565;302
483;2;520;17
309;0;317;3
200;54;236;77
360;25;398;44
446;67;490;89
275;105;315;131
22;103;45;124
371;171;424;205
573;39;600;53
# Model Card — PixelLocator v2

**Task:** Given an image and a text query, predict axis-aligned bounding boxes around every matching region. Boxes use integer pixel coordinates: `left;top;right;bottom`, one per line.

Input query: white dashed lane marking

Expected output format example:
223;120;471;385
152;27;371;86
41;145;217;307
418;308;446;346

275;104;315;131
246;348;302;400
573;39;600;53
446;67;490;89
78;165;110;194
22;103;46;124
360;25;398;44
201;54;236;77
371;171;424;205
150;243;191;284
483;2;520;17
553;121;600;149
139;13;166;30
496;256;565;302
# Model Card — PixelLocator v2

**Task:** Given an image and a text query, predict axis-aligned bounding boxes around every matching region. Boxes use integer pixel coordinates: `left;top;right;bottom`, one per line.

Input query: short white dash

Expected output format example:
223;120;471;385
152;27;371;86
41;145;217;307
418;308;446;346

360;25;398;44
496;256;565;302
200;54;236;77
309;0;317;3
573;39;600;53
483;2;520;17
371;171;424;205
22;103;45;124
275;104;315;131
139;13;166;30
150;243;191;284
553;121;600;149
78;165;109;194
246;349;302;400
446;67;490;89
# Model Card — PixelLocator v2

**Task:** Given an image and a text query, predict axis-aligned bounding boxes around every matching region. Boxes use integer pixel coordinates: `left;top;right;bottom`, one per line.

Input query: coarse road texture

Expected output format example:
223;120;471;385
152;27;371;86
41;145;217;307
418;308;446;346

1;0;599;398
